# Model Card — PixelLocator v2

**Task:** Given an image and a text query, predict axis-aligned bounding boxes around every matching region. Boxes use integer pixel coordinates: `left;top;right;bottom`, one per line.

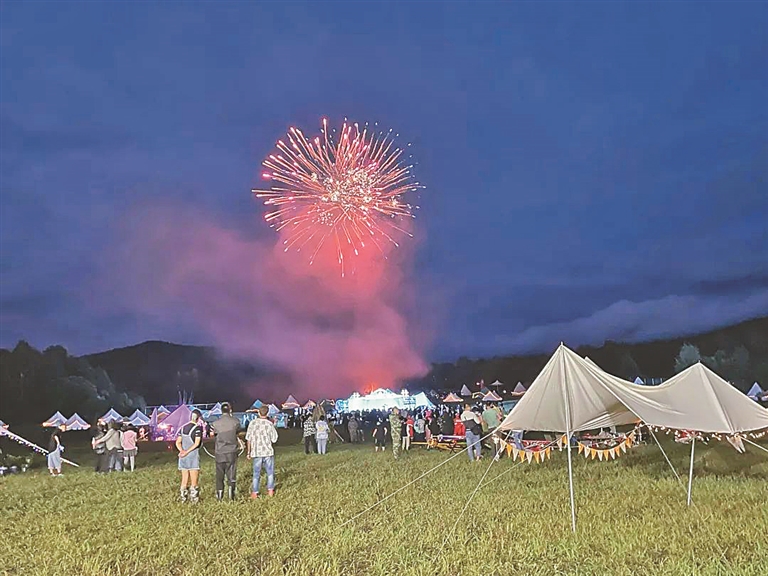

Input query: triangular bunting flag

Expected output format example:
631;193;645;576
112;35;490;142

534;451;541;463
506;443;513;457
545;447;551;460
598;450;604;461
591;448;597;460
620;441;627;453
578;443;584;455
583;446;590;459
512;446;518;460
526;451;533;464
519;450;526;463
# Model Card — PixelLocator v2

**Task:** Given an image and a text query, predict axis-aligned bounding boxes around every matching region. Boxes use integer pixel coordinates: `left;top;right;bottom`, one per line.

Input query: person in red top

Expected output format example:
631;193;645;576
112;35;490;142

453;414;465;436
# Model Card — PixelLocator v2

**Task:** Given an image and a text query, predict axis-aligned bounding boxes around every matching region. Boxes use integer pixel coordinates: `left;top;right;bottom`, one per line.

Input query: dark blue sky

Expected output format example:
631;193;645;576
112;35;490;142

2;2;767;361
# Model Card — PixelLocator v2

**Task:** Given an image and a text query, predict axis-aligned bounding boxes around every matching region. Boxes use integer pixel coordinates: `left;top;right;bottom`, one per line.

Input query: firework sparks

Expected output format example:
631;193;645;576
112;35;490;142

252;118;422;276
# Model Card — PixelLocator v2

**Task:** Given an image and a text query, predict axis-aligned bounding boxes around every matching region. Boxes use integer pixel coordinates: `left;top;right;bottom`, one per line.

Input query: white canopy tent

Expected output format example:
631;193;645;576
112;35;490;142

100;408;124;424
63;413;91;431
42;411;67;428
460;384;472;397
747;382;764;400
126;409;151;426
499;344;768;531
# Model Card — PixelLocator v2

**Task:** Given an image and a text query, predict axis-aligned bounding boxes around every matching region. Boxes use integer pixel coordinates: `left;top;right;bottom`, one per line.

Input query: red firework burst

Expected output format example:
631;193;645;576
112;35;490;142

252;118;422;275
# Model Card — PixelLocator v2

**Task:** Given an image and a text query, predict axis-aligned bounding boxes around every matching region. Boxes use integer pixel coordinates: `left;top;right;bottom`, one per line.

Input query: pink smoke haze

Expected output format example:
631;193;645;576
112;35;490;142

109;205;428;400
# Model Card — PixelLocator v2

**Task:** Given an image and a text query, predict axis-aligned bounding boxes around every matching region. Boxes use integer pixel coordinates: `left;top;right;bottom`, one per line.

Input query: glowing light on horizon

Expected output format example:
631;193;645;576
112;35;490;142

252;118;422;276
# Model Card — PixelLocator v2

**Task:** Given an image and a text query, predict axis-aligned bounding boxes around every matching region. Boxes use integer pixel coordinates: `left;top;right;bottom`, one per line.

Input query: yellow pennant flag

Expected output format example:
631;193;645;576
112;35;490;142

519;450;526;463
578;443;584;455
534;451;541;463
591;448;598;460
545;447;551;460
526;451;533;464
506;443;513;457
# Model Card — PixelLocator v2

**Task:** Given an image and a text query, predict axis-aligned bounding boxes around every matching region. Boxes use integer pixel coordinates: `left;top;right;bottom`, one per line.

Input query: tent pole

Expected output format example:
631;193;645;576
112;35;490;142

686;438;695;507
566;433;576;532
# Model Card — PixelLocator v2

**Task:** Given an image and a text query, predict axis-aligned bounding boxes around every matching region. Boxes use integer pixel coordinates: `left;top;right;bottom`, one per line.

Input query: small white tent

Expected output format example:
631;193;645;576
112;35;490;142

63;413;91;431
282;395;300;410
100;408;124;424
126;409;151;426
460;384;472;396
42;411;67;428
747;382;764;400
633;377;644;385
513;382;527;394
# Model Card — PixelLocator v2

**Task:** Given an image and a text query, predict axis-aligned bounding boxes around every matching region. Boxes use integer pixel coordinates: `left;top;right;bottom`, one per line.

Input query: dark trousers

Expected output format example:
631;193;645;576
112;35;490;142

304;436;316;454
95;452;108;473
215;453;238;492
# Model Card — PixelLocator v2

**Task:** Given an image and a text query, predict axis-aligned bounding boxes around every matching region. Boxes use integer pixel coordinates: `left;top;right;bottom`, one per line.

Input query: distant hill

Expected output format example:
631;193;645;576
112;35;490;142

410;316;768;394
83;341;289;409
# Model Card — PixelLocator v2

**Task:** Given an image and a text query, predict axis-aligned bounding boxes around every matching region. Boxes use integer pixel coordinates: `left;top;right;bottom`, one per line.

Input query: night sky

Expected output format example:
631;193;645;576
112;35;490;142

2;2;767;365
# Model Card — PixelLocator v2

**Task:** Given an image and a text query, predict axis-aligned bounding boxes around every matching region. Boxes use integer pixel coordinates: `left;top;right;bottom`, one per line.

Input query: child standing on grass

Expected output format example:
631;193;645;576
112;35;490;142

121;425;138;472
315;415;329;455
373;418;388;452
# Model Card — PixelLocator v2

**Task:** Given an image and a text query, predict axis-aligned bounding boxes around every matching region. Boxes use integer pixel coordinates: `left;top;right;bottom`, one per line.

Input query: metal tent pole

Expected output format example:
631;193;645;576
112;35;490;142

566;434;576;532
687;438;695;506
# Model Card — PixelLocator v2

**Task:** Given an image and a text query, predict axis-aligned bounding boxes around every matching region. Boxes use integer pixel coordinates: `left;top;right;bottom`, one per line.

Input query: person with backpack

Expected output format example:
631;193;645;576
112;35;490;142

176;409;204;503
461;403;483;462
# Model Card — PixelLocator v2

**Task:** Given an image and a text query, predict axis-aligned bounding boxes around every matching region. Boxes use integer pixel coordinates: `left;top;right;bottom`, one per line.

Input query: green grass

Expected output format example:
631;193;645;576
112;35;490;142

1;435;767;576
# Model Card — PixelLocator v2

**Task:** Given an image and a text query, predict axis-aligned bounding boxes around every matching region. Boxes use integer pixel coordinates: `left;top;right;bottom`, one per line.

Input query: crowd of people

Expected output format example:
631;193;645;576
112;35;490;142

44;399;511;501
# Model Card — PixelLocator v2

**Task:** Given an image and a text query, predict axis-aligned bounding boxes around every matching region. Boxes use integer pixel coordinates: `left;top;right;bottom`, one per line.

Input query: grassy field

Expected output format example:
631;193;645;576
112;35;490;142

1;433;767;576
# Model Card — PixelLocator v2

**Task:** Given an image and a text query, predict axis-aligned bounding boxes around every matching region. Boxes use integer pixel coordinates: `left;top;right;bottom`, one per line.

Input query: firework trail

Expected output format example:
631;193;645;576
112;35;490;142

253;118;422;276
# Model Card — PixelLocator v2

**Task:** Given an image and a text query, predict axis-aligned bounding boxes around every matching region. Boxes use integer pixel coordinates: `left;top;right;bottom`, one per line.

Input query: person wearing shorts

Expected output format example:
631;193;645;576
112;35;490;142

176;409;203;503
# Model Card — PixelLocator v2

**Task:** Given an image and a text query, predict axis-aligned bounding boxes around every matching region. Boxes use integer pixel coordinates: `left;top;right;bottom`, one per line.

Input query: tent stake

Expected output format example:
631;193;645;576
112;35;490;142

686;438;695;506
566;433;576;532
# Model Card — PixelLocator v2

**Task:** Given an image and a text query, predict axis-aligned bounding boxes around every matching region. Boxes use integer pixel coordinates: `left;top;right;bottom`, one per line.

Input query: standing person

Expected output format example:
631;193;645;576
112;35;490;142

176;409;203;503
388;408;402;459
302;415;316;454
246;405;279;498
212;402;243;501
47;428;64;476
92;423;108;473
315;415;330;455
414;413;426;443
372;418;388;452
347;416;359;444
93;421;122;471
427;414;441;449
461;404;483;462
121;425;138;472
482;403;502;457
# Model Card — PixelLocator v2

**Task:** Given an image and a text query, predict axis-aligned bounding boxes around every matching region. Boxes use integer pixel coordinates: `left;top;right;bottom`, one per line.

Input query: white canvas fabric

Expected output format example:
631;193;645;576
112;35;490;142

747;382;764;399
100;408;124;423
63;413;91;431
460;384;472;396
42;411;67;427
499;344;768;434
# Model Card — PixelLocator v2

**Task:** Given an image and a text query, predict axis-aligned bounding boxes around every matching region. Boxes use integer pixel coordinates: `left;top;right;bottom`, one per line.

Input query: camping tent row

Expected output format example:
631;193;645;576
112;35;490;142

450;382;527;404
41;411;91;431
498;344;768;531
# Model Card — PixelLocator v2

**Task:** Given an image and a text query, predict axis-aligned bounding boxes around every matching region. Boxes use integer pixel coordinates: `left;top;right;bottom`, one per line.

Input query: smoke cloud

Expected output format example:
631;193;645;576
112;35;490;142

106;203;428;400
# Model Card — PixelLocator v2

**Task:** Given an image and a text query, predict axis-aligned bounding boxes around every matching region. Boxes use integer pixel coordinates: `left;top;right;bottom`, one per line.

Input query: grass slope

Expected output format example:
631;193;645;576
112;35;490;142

1;438;767;576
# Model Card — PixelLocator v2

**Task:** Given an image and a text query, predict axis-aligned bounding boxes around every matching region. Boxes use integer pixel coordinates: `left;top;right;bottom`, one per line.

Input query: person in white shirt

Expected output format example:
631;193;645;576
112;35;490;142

246;406;279;498
315;415;330;455
461;404;483;462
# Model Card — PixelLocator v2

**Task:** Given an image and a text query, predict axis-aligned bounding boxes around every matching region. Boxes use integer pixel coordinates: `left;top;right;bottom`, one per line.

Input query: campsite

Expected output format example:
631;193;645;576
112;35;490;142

1;430;767;576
